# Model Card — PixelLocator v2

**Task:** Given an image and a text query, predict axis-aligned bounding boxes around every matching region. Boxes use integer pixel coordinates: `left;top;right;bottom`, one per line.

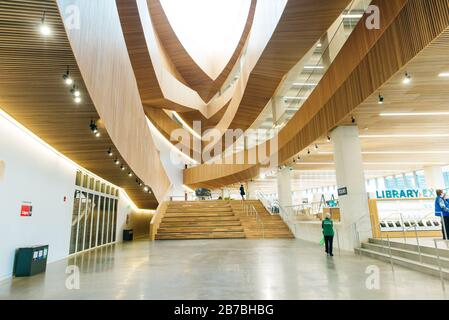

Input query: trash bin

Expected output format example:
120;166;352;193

123;229;133;241
14;245;49;277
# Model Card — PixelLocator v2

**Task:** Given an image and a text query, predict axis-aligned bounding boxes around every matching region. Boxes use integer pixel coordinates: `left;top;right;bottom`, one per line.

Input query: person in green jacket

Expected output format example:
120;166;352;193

322;213;335;257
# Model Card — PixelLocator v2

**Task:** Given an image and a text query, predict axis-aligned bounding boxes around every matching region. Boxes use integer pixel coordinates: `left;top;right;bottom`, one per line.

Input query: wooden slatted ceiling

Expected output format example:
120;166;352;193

148;0;257;103
115;0;195;112
0;0;158;209
184;0;449;188
225;0;352;132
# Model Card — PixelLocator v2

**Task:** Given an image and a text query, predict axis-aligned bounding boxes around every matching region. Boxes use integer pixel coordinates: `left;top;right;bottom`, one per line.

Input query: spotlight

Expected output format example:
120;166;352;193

314;144;319;150
307;149;311;154
62;66;73;86
402;72;411;84
120;165;125;171
351;116;356;124
128;172;133;177
39;11;51;36
378;94;384;104
89;120;98;134
107;148;113;157
95;132;100;138
144;186;149;192
70;85;81;97
114;159;120;165
327;136;331;142
74;97;82;104
139;182;143;187
293;159;296;163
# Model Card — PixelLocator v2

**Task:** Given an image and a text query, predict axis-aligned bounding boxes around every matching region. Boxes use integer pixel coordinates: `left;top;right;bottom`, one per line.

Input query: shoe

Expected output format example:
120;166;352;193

330;253;334;257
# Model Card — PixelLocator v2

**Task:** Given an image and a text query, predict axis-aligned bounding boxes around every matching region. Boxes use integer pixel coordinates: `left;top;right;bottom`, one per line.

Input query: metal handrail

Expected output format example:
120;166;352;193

242;201;265;239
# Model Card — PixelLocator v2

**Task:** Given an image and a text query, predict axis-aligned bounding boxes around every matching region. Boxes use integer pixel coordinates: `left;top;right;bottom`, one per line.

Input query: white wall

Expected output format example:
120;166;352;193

0;114;76;280
0;111;134;280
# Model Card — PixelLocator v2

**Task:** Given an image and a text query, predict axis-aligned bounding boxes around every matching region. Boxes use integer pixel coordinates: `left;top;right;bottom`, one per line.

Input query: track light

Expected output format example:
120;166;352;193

120;165;125;171
402;72;411;84
39;11;51;36
314;144;319;150
62;66;73;86
128;172;133;177
70;85;81;97
143;186;149;192
327;136;331;142
89;120;98;134
307;149;311;154
74;97;82;104
107;148;113;157
95;132;100;138
378;94;384;104
351;116;356;124
114;159;120;165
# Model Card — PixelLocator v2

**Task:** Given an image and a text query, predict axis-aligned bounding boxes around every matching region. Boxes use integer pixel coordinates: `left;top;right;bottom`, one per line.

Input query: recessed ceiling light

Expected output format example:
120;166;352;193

74;97;82;104
342;13;363;19
304;65;324;70
360;134;449;138
380;112;449;116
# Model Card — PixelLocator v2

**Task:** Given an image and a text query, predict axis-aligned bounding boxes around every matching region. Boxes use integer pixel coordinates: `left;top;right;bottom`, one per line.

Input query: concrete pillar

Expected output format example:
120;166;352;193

277;167;293;208
331;125;371;250
424;166;445;189
247;181;257;200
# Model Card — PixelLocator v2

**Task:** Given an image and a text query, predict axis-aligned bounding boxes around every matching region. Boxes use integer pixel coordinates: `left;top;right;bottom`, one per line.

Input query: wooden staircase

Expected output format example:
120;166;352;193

156;201;246;240
229;200;294;239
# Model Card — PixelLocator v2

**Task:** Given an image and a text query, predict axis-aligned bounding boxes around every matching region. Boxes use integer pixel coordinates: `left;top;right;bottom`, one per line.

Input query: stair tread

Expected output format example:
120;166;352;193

357;248;449;272
363;242;449;262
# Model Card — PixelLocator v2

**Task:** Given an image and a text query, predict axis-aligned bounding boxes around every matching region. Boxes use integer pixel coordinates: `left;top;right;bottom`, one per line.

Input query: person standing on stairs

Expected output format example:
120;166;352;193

322;213;334;257
239;184;246;201
435;189;449;239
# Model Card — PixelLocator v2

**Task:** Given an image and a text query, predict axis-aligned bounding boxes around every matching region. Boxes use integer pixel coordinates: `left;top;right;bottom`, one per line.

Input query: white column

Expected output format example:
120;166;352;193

331;125;371;250
277;167;292;208
424;166;445;189
247;181;257;200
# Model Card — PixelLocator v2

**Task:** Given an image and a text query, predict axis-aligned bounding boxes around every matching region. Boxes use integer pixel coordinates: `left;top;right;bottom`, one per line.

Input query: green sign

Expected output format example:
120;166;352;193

375;189;436;199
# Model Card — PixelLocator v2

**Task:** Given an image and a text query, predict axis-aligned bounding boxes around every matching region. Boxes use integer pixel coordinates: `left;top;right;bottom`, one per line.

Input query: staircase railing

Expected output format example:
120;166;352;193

242;201;265;239
255;191;274;214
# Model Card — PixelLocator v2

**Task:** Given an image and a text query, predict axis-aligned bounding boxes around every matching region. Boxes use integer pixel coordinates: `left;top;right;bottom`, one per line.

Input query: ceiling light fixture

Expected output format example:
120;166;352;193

121;165;126;171
128;172;133;177
327;136;331;142
351;116;356;124
107;148;113;157
114;159;120;165
378;94;384;104
342;13;363;19
89;120;98;134
314;144;319;150
39;11;51;36
304;65;324;70
292;82;317;87
402;72;412;84
144;186;149;192
380;112;449;116
74;97;82;104
360;134;449;138
438;72;449;78
62;66;73;86
71;85;81;97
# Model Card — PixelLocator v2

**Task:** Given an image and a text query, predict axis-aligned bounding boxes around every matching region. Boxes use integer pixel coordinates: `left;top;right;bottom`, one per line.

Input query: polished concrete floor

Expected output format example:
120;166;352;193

0;239;448;300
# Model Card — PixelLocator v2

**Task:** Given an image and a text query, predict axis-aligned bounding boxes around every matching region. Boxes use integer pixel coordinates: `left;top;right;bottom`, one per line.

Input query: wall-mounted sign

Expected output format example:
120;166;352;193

338;187;348;196
375;189;438;199
20;202;33;217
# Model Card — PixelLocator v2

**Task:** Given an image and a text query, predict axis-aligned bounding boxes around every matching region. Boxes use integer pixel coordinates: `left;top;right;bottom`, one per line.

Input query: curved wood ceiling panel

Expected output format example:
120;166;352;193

148;0;257;103
0;0;159;209
184;0;449;189
57;0;172;203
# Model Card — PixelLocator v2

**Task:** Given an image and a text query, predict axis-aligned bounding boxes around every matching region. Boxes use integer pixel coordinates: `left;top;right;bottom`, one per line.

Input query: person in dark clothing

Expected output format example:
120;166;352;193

435;189;449;239
322;213;334;256
239;184;246;200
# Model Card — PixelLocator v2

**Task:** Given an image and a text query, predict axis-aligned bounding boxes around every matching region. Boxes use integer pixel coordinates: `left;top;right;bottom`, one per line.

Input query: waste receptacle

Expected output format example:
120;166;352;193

123;229;133;241
14;245;49;277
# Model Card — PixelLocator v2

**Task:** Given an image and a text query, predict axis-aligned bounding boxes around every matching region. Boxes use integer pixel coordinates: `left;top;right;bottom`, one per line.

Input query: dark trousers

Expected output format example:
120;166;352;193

442;216;449;240
324;236;334;255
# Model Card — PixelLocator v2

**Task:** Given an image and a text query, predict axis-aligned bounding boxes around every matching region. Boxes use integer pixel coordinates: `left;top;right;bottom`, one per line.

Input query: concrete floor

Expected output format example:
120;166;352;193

0;239;448;300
